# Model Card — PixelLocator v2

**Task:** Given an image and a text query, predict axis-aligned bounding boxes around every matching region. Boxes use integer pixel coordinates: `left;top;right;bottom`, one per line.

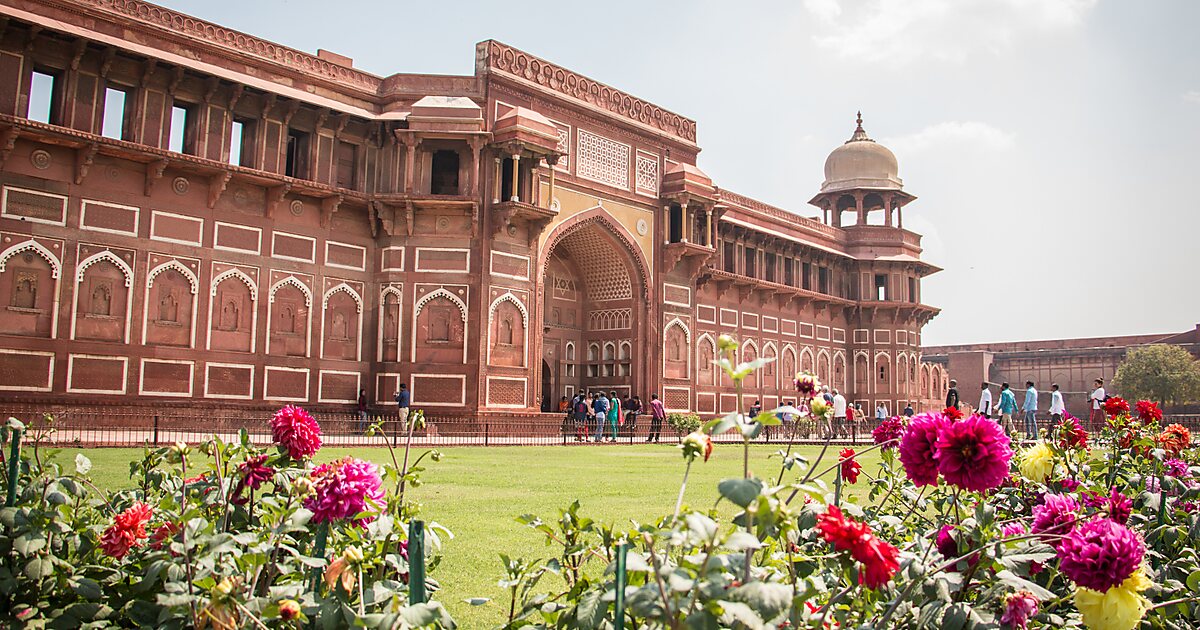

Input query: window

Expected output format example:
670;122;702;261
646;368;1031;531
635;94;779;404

285;129;310;178
802;262;812;290
818;266;829;294
168;103;196;154
744;247;756;278
430;149;458;195
101;87;128;140
336;142;358;189
908;277;917;303
784;257;794;286
229;119;255;167
875;274;888;301
27;70;61;124
723;241;736;273
764;252;776;283
668;203;683;243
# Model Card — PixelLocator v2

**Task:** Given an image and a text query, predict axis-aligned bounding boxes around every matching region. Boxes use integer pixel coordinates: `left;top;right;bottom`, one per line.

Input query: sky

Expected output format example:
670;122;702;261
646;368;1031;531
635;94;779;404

160;0;1199;346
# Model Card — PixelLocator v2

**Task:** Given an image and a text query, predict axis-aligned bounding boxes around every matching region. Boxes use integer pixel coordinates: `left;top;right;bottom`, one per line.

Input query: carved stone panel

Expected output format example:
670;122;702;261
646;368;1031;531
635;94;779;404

322;291;359;361
210;275;254;353
0;252;54;337
270;284;309;357
75;259;129;342
145;268;193;347
488;299;526;367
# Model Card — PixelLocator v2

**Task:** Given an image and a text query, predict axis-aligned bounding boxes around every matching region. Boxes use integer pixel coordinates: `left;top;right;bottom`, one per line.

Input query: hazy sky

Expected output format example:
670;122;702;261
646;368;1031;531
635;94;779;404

161;0;1199;345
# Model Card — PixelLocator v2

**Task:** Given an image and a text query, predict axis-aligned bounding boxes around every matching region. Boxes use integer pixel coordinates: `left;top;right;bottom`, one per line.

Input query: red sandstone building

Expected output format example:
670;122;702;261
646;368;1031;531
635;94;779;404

0;0;946;418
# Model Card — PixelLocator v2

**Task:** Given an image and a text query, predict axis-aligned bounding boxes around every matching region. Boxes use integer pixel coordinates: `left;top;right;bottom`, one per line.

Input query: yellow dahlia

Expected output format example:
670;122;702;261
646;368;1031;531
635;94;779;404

1018;441;1055;482
1074;568;1152;630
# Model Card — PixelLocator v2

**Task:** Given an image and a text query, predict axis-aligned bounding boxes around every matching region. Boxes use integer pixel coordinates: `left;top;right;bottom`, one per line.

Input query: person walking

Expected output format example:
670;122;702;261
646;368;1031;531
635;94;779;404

979;382;993;419
831;389;847;439
393;384;411;438
357;388;370;432
1089;378;1107;431
1049;383;1065;431
648;393;665;443
997;382;1018;436
903;402;914;417
590;391;609;442
875;402;888;421
945;379;960;410
1022;381;1039;441
607;391;620;442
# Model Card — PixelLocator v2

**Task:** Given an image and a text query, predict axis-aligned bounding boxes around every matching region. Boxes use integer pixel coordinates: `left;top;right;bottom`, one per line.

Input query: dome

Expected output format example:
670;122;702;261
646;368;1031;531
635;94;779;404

820;113;903;193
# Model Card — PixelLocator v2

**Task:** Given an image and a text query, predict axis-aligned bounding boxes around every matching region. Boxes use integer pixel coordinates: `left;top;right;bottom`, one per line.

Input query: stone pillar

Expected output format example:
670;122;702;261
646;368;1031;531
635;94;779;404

469;140;482;198
854;192;865;225
404;141;417;194
510;153;521;202
492;157;501;204
883;193;893;227
546;155;558;209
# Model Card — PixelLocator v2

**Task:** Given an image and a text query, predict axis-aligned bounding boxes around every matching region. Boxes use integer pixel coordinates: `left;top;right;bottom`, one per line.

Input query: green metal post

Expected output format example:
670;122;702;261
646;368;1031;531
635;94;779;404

5;427;20;507
409;520;426;604
615;542;628;629
310;522;329;591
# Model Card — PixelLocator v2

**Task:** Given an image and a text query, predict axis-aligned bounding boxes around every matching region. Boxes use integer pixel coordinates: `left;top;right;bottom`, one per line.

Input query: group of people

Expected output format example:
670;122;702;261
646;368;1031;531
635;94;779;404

953;377;1110;441
562;391;667;443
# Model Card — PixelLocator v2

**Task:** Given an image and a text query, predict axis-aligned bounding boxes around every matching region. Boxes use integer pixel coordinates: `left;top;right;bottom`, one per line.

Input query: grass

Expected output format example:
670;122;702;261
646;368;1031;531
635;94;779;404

68;441;880;627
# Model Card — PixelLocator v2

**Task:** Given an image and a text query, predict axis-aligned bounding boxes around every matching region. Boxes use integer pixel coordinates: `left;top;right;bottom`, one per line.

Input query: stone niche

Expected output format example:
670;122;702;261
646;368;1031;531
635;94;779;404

413;289;466;364
74;252;132;343
0;248;56;337
144;260;198;348
488;297;526;368
269;280;311;357
322;288;360;361
210;271;255;353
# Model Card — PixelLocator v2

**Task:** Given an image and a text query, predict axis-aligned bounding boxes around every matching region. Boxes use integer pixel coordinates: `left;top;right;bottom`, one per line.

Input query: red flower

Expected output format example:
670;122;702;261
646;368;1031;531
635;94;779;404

149;521;182;552
1059;414;1089;450
231;454;275;505
1135;400;1163;423
1103;396;1130;418
943;406;964;421
839;448;862;484
100;502;153;560
1159;424;1191;457
816;505;899;589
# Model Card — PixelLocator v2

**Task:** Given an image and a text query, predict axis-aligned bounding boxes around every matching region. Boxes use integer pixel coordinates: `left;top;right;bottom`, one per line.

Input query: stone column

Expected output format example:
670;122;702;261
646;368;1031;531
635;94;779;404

492;157;501;204
510;153;521;202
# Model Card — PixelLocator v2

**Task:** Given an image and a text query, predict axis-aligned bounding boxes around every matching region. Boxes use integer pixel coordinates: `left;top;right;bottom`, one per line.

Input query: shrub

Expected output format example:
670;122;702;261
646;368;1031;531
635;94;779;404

666;412;701;437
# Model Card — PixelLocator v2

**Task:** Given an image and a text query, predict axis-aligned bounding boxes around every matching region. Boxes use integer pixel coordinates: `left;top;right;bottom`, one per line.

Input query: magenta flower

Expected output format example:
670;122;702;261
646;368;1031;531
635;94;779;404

1001;523;1028;538
1105;488;1133;525
304;457;386;526
231;454;274;505
1057;518;1145;591
1001;590;1039;629
1058;478;1080;492
1031;493;1079;547
935;414;1013;492
872;416;905;451
936;524;958;560
899;412;949;487
270;405;322;459
1165;458;1190;478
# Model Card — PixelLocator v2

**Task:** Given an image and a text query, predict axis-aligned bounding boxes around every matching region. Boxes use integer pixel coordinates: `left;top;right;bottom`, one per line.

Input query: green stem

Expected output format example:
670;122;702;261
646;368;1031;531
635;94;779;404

673;459;692;519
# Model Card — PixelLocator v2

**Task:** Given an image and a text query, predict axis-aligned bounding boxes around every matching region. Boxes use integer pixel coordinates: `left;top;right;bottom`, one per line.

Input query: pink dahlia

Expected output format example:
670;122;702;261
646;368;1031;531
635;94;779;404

232;454;275;505
935;414;1013;492
1031;493;1079;546
270;405;322;459
1058;478;1081;492
1001;523;1028;538
1057;518;1144;591
899;412;949;487
872;416;904;450
1166;458;1191;478
1001;590;1039;629
1105;488;1133;525
304;457;386;526
794;372;820;398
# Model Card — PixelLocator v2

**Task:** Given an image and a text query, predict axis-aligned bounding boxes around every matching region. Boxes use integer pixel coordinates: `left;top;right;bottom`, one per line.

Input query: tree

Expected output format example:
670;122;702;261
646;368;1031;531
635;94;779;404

1112;344;1200;407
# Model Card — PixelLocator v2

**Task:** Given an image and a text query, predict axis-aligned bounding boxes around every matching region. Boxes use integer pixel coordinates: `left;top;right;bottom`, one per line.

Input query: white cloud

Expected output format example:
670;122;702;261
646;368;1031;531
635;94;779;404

803;0;1097;66
1184;90;1200;105
881;121;1015;155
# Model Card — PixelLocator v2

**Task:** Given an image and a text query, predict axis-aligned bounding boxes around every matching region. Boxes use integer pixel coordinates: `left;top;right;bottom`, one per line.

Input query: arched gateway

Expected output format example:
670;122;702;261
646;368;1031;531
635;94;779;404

535;209;650;409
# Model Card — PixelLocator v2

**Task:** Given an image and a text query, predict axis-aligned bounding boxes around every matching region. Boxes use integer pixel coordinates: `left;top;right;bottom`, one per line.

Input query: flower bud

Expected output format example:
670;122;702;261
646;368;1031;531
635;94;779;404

810;398;830;418
279;599;301;621
292;476;315;497
343;546;365;564
170;441;189;455
679;431;714;462
716;334;739;353
213;576;236;598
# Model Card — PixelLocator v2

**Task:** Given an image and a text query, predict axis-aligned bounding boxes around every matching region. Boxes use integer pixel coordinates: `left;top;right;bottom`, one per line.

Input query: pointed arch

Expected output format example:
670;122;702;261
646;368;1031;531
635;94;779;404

816;348;831;385
76;249;133;286
207;268;258;353
322;282;363;313
800;346;815;373
269;275;312;306
0;239;60;278
210;268;257;300
781;344;797;386
142;258;200;348
146;259;199;294
833;350;847;394
410;287;469;364
266;275;313;357
762;341;779;389
538;206;651;299
487;291;529;329
321;282;364;361
697;332;717;386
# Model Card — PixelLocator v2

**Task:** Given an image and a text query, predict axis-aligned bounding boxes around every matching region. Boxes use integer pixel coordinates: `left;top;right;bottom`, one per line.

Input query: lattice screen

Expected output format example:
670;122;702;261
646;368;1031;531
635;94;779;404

577;129;629;189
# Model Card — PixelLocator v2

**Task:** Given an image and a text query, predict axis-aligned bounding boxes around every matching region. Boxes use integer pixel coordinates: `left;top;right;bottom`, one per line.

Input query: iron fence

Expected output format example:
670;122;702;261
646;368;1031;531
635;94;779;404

0;403;1197;449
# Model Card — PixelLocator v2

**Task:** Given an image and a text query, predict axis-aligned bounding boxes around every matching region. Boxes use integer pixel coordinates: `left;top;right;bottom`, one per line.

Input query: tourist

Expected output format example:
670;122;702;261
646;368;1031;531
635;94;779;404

1022;381;1039;441
357;388;369;432
624;395;642;437
1049;383;1065;431
393;384;411;437
979;382;993;419
607;391;620;443
572;393;589;442
648;393;665;443
591;391;610;442
558;396;569;413
1089;378;1107;431
875;402;888;421
831;389;847;439
822;385;833;405
946;379;960;410
903;402;914;417
997;382;1017;436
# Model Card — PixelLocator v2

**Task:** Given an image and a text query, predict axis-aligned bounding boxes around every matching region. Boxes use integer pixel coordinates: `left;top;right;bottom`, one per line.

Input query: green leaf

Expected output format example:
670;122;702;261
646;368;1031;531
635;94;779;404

752;412;782;426
1188;570;1200;593
464;597;490;606
74;453;92;475
995;569;1056;601
399;602;454;627
70;577;103;601
718;478;764;508
941;602;970;630
704;414;740;436
728;581;790;620
717;600;765;630
725;531;763;551
574;588;605;629
14;533;46;556
23;557;53;580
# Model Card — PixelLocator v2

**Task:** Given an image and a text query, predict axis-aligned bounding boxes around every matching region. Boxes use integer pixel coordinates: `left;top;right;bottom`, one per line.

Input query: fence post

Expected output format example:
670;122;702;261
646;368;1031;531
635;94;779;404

485;422;489;447
615;542;628;629
5;426;21;507
408;520;426;605
152;414;159;446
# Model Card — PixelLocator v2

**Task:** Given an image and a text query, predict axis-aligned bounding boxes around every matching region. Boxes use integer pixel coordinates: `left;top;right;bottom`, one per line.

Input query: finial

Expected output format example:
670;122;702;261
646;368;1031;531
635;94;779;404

847;110;873;143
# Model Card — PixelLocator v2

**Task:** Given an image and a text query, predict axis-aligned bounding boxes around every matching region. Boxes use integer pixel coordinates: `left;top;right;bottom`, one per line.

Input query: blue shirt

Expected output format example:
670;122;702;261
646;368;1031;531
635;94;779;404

997;389;1018;414
395;390;410;408
592;397;608;414
1023;387;1038;412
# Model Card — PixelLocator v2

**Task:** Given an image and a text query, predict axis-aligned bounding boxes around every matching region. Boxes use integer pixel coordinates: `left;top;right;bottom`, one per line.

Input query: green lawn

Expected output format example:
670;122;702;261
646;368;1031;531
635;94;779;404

74;442;879;627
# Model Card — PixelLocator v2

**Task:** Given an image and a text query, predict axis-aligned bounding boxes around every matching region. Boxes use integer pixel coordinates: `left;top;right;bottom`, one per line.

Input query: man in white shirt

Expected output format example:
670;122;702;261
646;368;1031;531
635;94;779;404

979;382;993;419
1049;383;1066;431
832;390;847;439
1089;378;1106;431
